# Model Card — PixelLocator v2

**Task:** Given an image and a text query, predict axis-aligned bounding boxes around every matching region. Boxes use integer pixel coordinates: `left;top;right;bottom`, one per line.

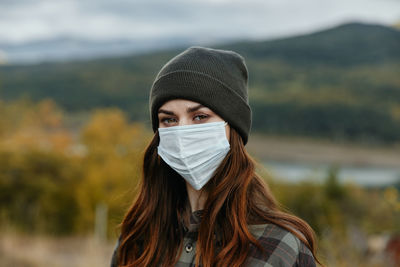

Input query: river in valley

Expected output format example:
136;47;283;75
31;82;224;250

263;161;400;187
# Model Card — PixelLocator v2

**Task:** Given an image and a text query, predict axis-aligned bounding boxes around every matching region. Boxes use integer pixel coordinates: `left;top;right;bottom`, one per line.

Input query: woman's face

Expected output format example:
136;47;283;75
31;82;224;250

158;99;230;140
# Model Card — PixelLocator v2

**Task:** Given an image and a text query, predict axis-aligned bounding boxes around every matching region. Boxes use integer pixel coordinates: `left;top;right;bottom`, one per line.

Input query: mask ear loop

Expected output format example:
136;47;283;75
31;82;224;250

223;122;230;143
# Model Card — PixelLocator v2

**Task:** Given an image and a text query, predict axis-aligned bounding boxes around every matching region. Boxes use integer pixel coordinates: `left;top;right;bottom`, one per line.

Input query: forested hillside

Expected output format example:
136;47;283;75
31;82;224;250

1;22;399;143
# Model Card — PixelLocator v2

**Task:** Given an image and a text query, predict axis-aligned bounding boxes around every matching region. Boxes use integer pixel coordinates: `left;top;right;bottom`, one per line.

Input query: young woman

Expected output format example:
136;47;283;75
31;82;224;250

111;46;321;266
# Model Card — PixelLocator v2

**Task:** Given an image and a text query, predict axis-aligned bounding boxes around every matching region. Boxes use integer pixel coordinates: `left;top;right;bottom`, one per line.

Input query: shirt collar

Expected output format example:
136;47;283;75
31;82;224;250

185;210;204;233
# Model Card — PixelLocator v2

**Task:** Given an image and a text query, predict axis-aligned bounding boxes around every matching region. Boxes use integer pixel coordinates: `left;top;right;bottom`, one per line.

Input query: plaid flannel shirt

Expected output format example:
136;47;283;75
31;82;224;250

111;210;316;267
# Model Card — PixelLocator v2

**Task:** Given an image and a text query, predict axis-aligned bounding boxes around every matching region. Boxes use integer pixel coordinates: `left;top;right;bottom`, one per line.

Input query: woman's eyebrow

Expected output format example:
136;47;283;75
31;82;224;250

158;109;175;115
158;104;206;115
187;104;205;113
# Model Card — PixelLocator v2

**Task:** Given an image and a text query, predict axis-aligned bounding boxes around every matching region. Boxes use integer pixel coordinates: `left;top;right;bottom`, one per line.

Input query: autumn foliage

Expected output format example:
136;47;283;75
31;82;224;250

0;98;399;266
0;98;149;235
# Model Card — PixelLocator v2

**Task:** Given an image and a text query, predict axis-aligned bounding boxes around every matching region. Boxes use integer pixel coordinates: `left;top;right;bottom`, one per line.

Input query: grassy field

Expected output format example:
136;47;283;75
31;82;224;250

0;231;116;267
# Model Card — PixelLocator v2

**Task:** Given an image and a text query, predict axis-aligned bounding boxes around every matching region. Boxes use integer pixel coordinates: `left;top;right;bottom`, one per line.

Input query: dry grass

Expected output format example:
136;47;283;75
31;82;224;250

0;231;116;267
0;231;396;267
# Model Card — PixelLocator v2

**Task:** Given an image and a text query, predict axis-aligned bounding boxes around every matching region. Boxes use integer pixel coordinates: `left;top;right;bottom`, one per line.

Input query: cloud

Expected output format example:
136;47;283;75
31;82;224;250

0;0;399;44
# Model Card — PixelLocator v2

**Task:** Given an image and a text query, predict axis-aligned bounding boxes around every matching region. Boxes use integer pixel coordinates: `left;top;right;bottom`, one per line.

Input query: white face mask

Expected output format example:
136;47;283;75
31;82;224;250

157;121;230;190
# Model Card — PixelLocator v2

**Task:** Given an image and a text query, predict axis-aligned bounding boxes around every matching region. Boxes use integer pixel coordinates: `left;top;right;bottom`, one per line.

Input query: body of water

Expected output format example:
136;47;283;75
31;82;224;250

264;161;400;187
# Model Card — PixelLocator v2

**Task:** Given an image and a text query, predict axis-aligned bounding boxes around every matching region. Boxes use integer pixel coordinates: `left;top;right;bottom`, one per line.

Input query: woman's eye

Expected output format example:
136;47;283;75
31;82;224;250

194;114;208;121
161;117;177;124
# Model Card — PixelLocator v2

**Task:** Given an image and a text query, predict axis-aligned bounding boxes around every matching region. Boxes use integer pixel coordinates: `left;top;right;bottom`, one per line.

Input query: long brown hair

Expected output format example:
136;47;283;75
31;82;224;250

118;128;321;266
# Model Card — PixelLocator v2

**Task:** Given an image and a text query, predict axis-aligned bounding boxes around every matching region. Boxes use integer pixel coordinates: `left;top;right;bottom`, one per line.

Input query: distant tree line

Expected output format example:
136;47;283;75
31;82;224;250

252;101;400;143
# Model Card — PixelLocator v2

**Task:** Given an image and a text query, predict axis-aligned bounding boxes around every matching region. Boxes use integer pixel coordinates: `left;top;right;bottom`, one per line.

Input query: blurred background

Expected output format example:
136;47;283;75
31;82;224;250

0;0;400;266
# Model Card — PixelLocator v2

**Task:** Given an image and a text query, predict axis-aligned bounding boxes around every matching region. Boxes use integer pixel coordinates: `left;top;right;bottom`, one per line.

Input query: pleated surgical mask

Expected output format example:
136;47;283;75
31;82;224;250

157;121;230;190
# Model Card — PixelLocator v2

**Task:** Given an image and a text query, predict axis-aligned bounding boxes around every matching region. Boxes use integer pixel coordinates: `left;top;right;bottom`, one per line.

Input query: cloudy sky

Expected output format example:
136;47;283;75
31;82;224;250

0;0;399;63
1;0;399;44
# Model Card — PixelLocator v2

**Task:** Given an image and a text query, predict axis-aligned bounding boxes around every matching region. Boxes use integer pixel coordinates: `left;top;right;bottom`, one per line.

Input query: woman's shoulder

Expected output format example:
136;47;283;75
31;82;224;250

247;223;316;267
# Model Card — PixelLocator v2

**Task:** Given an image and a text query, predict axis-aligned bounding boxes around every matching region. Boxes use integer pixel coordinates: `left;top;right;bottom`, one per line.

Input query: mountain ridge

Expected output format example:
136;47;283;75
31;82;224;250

219;22;400;65
0;22;399;143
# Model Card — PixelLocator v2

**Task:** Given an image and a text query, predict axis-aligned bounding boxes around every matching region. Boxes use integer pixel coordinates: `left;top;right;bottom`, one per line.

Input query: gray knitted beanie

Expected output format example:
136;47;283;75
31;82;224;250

149;46;252;144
